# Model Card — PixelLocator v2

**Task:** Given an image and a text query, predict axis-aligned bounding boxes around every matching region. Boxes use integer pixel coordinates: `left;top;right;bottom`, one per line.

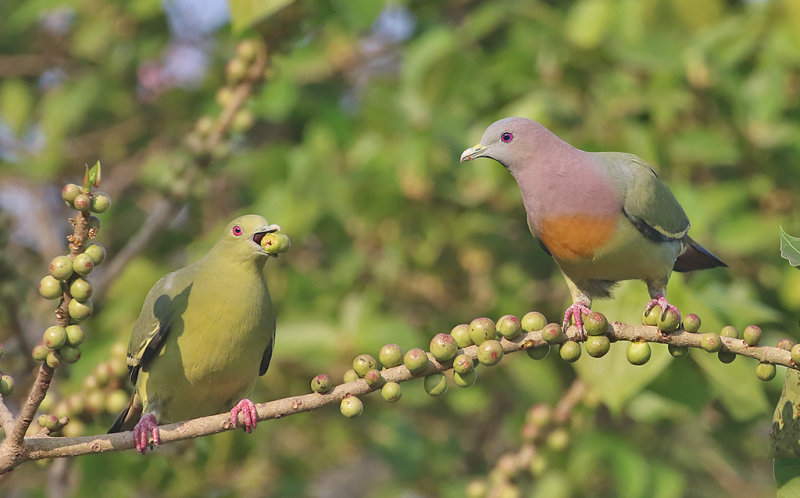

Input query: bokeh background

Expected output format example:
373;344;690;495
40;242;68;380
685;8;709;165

1;0;800;496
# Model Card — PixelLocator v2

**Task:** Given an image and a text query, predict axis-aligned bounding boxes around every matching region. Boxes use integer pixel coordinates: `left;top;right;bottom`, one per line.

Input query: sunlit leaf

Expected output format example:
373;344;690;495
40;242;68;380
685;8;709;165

780;226;800;267
229;0;295;33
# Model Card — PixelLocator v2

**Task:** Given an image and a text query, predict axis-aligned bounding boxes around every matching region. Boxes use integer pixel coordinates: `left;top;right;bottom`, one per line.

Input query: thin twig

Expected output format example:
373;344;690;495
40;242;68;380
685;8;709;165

0;320;791;471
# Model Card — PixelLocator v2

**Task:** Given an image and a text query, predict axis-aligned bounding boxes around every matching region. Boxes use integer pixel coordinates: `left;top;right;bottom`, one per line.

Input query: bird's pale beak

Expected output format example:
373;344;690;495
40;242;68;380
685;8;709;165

460;143;488;163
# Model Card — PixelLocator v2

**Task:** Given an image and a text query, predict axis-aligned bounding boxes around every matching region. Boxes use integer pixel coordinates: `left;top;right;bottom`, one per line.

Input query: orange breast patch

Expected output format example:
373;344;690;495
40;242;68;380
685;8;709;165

538;214;618;261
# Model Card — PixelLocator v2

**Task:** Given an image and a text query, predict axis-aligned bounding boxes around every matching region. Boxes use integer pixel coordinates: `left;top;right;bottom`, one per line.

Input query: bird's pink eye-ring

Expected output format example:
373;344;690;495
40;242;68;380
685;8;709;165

501;132;513;143
232;225;243;236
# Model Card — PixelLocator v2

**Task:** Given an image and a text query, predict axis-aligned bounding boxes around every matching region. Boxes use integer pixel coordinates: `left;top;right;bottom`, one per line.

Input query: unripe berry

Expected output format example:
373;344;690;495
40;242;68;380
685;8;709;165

260;232;291;254
59;345;81;363
584;312;608;336
791;345;800;366
642;305;661;326
340;396;363;418
423;373;448;396
68;298;93;321
403;348;429;374
106;391;130;414
450;324;473;348
626;341;651;365
546;428;570;451
87;215;101;233
668;344;689;358
39;275;62;299
530;454;548;477
45;351;61;368
41;414;61;431
755;362;776;381
453;369;477;387
226;58;248;84
378;343;403;368
232;109;255;132
466;479;489;498
700;333;722;353
381;381;402;402
343;369;359;383
541;323;565;344
65;325;85;346
559;341;581;362
743;325;762;346
72;253;94;276
0;374;14;396
585;335;611;358
521;311;547;332
85;390;105;414
468;317;496;345
777;339;794;351
657;309;681;333
195;116;215;136
352;354;378;377
363;369;384;388
453;354;474;374
61;184;81;205
526;403;551;427
62;420;84;438
43;326;67;350
477;340;503;366
73;193;91;211
32;343;49;361
430;333;458;362
94;362;114;386
718;351;736;364
215;87;234;107
311;374;332;394
49;255;73;280
69;278;92;302
496;314;522;339
526;344;550;360
236;39;258;62
90;192;111;213
683;313;701;333
83;243;106;264
720;326;738;339
37;414;50;429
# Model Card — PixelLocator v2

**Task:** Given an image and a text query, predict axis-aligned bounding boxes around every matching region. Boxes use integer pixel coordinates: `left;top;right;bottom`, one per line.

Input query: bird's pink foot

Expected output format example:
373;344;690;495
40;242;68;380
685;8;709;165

133;413;159;454
230;398;258;433
644;294;681;322
562;302;592;335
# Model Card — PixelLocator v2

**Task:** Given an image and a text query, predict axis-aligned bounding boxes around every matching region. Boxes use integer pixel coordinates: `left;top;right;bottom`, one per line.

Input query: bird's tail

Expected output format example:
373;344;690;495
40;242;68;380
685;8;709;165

108;394;141;433
673;236;727;272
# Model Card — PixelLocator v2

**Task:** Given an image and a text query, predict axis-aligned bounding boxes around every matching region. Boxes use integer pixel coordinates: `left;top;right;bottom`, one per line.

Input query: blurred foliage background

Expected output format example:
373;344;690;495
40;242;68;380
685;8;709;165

1;0;800;496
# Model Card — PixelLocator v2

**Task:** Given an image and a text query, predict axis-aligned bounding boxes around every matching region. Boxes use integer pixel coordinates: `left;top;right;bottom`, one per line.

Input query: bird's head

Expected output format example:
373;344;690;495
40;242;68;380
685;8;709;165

217;214;281;263
460;117;548;172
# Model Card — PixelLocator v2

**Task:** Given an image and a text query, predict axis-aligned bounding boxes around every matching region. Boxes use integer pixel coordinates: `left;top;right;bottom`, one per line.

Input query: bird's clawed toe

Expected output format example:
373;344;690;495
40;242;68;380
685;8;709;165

230;398;258;433
133;413;160;454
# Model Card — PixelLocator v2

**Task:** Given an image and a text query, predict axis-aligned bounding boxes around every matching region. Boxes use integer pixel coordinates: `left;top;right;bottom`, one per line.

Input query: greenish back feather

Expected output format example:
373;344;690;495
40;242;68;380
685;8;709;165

594;152;689;240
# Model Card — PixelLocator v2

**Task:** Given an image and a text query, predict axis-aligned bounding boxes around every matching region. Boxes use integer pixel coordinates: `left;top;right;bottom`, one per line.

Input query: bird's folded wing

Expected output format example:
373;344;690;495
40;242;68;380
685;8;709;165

608;153;690;242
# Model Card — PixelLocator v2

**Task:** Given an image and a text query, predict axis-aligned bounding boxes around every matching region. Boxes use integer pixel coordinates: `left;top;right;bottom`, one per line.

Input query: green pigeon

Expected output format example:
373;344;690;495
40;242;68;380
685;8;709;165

461;117;726;332
109;214;281;453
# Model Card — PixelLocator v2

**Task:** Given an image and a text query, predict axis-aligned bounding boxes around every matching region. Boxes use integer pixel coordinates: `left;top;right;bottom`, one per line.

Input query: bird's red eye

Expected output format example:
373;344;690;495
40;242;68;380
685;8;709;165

501;132;513;143
232;225;243;236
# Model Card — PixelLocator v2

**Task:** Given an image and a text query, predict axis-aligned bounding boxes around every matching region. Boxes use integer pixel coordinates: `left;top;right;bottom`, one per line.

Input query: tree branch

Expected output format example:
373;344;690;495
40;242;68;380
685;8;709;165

0;320;791;473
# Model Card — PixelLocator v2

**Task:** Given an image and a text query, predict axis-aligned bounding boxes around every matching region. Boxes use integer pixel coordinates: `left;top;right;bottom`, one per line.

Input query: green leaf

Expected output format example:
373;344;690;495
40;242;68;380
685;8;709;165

780;226;800;267
775;458;800;497
229;0;295;33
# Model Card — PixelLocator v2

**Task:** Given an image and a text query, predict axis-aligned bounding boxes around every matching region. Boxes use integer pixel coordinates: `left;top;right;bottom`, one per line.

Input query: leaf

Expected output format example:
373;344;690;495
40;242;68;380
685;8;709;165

229;0;295;33
775;458;800;498
780;226;800;267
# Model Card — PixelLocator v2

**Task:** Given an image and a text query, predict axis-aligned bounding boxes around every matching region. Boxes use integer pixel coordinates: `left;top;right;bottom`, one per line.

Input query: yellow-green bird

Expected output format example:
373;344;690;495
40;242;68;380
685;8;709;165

109;214;281;453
